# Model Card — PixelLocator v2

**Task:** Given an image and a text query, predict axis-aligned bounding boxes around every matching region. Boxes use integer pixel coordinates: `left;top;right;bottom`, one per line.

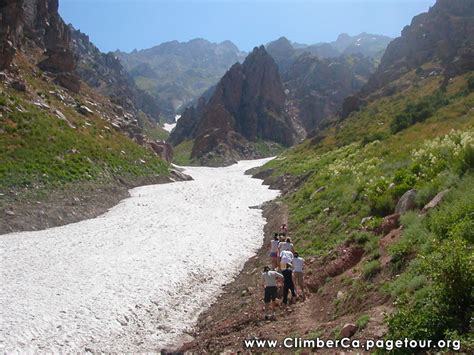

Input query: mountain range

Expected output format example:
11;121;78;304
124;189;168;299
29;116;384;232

115;39;246;120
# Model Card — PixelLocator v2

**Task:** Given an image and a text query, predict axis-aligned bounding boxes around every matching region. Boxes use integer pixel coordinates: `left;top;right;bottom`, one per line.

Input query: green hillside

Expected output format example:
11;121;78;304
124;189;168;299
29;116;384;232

262;71;474;348
0;73;169;204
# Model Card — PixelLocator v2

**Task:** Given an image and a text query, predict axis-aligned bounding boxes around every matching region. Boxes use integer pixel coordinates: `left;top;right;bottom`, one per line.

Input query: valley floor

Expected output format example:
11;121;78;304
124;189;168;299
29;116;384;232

0;158;278;352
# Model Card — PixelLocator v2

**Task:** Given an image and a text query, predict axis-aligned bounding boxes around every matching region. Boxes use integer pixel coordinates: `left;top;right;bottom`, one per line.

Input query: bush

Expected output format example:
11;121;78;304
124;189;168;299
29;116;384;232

356;314;370;329
428;192;474;243
370;194;394;217
362;260;381;280
455;144;474;176
390;91;449;133
388;236;473;347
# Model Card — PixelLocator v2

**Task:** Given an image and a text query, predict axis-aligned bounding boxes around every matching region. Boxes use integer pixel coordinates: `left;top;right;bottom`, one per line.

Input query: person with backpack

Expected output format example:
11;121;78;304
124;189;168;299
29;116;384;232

269;233;280;269
261;266;283;320
292;252;305;300
282;263;296;306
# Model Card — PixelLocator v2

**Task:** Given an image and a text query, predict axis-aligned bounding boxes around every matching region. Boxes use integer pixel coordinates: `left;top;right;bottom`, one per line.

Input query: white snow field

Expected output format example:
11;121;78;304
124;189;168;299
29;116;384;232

0;158;279;352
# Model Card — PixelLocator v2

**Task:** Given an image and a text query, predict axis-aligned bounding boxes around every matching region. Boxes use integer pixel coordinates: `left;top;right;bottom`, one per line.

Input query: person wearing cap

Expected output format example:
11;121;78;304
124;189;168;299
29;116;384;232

281;263;296;306
292;252;305;300
261;266;283;320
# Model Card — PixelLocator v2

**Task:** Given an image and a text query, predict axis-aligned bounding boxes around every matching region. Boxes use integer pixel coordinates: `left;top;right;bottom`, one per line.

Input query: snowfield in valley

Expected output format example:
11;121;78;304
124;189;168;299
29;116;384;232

0;158;279;352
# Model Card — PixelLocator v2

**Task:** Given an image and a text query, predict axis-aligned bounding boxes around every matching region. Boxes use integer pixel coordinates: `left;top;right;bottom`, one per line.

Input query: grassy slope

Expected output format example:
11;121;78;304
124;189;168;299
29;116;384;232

264;72;474;348
0;68;169;204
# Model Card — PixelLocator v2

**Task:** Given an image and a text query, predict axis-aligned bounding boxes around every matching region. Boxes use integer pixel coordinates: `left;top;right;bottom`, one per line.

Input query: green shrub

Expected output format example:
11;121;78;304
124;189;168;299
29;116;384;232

370;194;394;217
356;314;370;329
455;144;474;176
428;192;474;243
390;91;449;133
387;236;473;344
362;260;381;280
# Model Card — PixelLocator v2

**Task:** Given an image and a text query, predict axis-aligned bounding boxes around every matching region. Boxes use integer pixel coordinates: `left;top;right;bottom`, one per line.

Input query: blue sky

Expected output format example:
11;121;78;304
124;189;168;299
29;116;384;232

59;0;436;53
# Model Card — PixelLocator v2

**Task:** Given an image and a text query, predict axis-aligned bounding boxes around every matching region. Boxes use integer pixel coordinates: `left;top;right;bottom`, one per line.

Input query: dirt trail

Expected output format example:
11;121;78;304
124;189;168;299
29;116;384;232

178;202;392;353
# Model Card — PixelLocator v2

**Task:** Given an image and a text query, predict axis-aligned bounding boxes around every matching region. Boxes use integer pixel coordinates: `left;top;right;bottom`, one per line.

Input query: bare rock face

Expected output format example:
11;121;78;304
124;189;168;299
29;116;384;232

395;189;417;215
340;323;358;338
149;141;174;162
362;0;474;97
170;46;296;164
0;0;78;76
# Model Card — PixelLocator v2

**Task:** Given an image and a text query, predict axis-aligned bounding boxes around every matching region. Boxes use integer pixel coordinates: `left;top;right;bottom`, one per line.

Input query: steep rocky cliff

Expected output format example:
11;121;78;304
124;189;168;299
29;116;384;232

362;0;474;97
170;46;296;165
265;36;378;134
0;0;76;73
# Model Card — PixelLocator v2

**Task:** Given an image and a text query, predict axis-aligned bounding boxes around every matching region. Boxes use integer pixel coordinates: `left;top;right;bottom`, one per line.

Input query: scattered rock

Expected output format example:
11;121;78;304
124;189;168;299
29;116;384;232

310;186;326;199
422;189;449;213
394;189;417;214
11;80;26;92
340;323;358;338
76;105;93;116
5;210;15;216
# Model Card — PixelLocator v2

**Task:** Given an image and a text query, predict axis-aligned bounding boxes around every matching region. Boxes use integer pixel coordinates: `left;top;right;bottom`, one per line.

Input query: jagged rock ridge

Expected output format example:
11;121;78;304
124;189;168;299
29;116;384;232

170;46;296;165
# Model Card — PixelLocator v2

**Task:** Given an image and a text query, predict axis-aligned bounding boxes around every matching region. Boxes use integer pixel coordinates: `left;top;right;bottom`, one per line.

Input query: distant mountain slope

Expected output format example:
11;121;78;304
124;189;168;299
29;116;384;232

266;32;392;67
115;39;246;119
169;46;295;166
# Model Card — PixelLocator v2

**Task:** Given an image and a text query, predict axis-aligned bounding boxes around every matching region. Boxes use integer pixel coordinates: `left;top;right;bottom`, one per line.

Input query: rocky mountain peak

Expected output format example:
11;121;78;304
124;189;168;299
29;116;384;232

169;45;296;165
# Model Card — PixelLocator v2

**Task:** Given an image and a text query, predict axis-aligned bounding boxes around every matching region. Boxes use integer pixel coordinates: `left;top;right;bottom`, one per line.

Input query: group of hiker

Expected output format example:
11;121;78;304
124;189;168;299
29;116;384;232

262;223;305;320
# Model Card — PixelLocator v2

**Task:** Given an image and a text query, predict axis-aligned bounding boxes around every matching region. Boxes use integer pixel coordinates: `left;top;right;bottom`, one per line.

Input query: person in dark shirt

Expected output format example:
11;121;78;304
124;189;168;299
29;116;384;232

282;263;296;305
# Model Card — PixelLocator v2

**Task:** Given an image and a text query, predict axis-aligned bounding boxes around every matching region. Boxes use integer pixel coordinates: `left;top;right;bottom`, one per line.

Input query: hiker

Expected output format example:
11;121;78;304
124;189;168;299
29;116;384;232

280;223;288;236
278;237;294;254
282;263;296;306
292;252;305;299
279;249;294;270
262;266;283;320
269;233;280;268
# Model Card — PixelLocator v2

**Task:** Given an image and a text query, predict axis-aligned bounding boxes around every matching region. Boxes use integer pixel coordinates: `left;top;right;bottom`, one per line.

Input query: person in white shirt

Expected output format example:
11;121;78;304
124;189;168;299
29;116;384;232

278;237;294;254
268;233;280;268
261;266;283;320
292;252;305;299
279;249;294;270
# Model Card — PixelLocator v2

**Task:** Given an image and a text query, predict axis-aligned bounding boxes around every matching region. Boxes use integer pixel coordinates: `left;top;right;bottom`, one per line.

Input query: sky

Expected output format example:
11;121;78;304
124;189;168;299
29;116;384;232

59;0;436;53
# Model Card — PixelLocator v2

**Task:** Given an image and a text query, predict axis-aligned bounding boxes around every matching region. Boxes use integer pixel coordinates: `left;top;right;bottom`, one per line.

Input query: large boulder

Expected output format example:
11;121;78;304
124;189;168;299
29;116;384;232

340;323;358;338
150;141;173;162
395;189;417;214
422;189;450;213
